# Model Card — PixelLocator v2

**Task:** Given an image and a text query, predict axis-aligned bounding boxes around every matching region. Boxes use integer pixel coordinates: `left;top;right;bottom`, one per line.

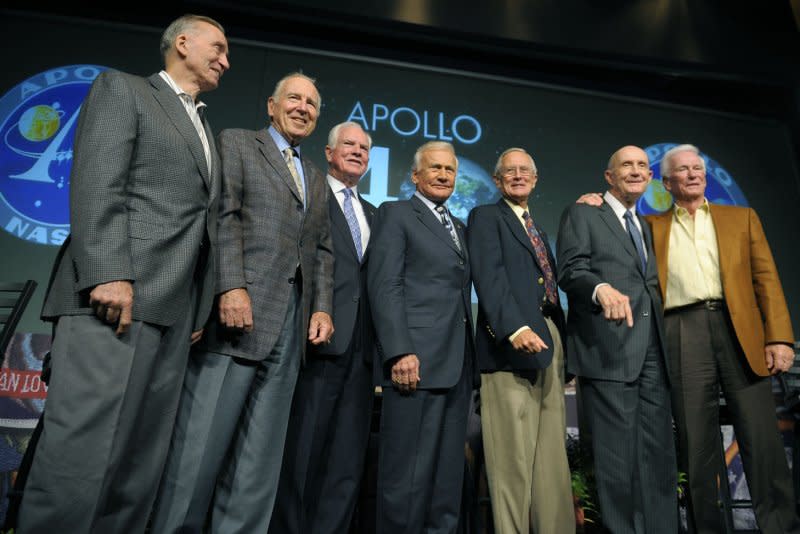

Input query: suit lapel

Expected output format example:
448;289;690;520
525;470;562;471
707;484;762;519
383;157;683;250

498;200;536;256
648;211;673;298
599;203;640;269
202;115;219;202
328;188;360;260
638;212;656;278
360;195;376;261
255;129;303;204
708;204;733;295
148;74;210;188
411;196;463;257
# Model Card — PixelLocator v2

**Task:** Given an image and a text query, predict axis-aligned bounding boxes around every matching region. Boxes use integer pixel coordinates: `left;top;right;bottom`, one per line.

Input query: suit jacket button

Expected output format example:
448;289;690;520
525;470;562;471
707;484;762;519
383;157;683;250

642;310;649;317
538;277;544;284
462;317;467;323
288;277;295;284
352;296;359;302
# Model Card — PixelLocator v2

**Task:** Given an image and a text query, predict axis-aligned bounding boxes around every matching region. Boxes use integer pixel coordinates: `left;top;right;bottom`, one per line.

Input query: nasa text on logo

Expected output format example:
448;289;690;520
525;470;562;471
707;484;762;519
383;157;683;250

638;142;749;215
0;65;107;246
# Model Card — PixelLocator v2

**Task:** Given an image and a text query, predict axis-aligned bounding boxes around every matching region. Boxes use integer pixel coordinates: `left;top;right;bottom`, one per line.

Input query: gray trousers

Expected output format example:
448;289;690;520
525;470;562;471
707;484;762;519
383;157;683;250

151;285;301;533
18;310;194;534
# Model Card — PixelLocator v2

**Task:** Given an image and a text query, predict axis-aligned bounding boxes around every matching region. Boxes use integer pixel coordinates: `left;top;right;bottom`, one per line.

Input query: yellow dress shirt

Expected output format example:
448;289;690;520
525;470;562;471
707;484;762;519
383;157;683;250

665;199;724;309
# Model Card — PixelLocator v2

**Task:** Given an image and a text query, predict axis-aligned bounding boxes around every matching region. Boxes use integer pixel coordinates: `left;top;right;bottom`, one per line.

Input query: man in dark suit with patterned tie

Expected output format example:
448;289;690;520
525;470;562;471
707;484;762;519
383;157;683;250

557;145;677;534
468;148;574;534
270;121;377;534
152;72;334;533
368;141;476;533
18;15;229;533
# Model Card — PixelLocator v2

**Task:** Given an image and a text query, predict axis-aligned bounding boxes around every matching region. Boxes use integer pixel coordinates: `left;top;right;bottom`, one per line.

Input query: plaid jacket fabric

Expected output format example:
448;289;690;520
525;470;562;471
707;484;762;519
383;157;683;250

42;71;220;330
201;127;333;360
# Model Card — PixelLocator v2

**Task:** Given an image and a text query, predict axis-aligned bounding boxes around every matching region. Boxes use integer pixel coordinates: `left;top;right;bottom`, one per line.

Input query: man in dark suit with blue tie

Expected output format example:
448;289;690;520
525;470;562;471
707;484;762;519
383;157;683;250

557;145;677;534
270;121;377;534
368;141;476;533
468;148;574;534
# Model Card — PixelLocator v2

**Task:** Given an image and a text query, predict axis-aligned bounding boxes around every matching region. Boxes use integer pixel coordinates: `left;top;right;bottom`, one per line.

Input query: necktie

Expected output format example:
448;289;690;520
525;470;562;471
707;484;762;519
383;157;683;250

434;204;462;251
623;210;647;273
342;188;363;261
283;147;304;199
522;211;558;305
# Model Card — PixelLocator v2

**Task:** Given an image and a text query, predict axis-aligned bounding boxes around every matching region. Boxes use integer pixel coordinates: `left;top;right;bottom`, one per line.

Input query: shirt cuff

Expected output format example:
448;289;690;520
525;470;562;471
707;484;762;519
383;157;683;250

592;283;610;305
508;326;532;342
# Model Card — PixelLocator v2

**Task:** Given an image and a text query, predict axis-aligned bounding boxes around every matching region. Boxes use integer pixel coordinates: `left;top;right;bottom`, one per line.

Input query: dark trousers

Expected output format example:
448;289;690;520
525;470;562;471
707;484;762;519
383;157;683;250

377;358;472;534
270;333;374;534
579;333;677;534
665;305;800;534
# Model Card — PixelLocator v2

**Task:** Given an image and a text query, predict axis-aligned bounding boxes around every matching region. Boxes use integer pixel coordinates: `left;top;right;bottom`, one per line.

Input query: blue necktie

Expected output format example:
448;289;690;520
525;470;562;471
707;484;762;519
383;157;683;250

342;188;363;260
623;210;647;273
435;204;461;251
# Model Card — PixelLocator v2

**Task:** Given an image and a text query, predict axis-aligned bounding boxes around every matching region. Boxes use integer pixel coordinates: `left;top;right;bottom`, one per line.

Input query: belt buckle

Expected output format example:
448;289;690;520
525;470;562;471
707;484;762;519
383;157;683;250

705;300;722;311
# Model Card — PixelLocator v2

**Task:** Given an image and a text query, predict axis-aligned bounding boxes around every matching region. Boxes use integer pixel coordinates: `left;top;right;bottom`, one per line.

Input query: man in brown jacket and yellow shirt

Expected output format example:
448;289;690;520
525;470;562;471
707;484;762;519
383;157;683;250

650;144;798;534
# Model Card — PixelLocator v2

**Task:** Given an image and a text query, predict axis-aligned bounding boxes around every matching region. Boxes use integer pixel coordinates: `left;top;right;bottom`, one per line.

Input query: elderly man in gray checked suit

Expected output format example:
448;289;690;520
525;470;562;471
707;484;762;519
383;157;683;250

17;14;229;534
152;72;334;533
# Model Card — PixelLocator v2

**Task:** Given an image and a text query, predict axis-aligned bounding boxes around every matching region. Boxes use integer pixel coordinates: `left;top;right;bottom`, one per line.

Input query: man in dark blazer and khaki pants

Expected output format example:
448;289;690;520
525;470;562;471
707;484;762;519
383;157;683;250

152;72;334;533
271;121;377;534
18;15;229;534
469;147;574;534
557;145;677;534
368;140;476;534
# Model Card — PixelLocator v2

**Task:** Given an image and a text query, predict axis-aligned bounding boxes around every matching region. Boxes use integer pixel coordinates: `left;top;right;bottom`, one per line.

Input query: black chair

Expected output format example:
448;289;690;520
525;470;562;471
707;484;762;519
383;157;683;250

0;280;37;364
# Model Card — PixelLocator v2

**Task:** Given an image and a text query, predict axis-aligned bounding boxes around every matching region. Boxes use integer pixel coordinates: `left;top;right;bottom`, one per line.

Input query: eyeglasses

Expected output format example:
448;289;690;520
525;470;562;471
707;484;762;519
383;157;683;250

500;166;534;178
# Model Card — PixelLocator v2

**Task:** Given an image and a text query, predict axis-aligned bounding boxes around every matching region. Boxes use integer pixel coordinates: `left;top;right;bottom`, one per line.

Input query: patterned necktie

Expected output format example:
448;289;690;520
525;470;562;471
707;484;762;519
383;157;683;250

435;204;461;251
522;211;558;305
342;188;363;261
623;210;647;274
283;147;304;199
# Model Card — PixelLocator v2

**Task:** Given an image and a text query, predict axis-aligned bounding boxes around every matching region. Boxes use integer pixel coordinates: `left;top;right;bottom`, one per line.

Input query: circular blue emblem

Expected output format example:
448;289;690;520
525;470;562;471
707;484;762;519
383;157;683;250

637;143;749;215
0;65;108;245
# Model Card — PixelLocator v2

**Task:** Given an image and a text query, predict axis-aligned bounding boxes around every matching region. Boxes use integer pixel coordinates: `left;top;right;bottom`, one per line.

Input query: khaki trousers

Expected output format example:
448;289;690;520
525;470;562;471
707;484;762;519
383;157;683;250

480;318;575;534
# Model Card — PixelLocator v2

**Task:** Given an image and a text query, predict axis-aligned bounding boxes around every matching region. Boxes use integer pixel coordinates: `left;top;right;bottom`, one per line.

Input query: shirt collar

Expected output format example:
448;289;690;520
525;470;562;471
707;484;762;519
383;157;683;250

503;198;529;219
604;190;637;219
268;125;302;158
327;174;358;196
673;197;710;217
414;191;444;211
158;70;207;113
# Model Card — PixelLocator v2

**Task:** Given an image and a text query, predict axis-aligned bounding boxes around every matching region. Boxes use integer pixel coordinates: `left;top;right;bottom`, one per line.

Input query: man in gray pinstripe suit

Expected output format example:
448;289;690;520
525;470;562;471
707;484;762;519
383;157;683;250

17;14;229;534
152;72;334;533
557;145;677;534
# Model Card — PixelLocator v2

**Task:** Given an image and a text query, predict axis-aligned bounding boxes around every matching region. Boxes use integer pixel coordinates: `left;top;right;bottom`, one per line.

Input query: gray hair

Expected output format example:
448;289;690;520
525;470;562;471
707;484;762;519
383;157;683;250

412;141;458;171
160;14;225;61
327;121;372;150
271;72;322;109
493;147;537;177
660;144;705;178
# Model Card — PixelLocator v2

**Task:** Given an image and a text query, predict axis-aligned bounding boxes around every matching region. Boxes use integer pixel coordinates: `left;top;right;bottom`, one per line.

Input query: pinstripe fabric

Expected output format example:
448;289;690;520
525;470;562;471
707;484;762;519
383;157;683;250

41;71;220;330
201;127;333;361
557;201;676;534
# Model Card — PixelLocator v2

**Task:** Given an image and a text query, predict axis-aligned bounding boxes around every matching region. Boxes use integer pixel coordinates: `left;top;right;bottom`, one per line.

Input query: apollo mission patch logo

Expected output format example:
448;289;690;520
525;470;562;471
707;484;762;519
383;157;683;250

637;143;749;215
0;65;107;245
